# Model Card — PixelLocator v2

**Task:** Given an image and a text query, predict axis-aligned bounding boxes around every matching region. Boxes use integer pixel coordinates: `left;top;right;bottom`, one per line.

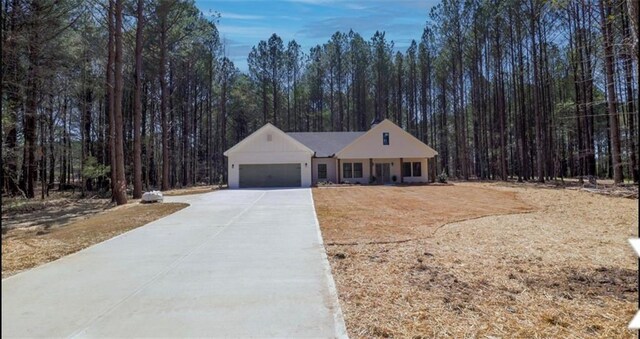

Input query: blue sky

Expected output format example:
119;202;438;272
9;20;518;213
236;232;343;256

195;0;439;71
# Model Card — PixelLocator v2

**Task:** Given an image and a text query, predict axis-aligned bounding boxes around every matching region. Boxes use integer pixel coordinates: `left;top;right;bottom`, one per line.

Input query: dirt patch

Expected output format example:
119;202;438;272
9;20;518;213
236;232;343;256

313;185;533;244
2;202;188;278
317;183;638;338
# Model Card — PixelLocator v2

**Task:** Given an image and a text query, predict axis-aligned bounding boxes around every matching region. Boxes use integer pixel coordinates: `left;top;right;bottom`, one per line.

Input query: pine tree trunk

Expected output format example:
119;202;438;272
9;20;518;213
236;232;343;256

3;0;20;195
600;0;624;184
529;1;544;182
621;4;639;182
48;93;55;186
106;0;117;200
160;16;170;191
112;0;127;204
23;2;40;198
132;0;143;198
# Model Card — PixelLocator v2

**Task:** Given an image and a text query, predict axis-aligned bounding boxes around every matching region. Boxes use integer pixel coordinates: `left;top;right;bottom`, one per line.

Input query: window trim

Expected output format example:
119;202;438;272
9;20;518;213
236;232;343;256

412;161;422;177
343;163;353;178
382;132;389;145
402;162;412;177
318;163;327;180
353;163;363;178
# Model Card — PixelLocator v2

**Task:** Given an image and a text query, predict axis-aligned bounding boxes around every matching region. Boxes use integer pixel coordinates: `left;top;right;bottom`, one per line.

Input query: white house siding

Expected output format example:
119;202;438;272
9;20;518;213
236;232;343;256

311;158;337;184
225;124;313;188
401;157;428;183
336;119;437;159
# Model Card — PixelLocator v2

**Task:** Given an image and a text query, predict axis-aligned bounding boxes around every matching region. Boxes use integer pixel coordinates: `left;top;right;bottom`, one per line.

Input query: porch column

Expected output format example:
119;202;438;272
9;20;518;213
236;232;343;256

425;158;429;183
400;157;404;183
337;159;341;184
369;158;373;184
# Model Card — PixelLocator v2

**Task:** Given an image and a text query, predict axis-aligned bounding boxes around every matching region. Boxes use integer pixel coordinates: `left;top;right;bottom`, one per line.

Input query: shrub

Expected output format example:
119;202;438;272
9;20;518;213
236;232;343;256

82;156;110;192
82;156;110;181
392;175;397;182
369;176;377;184
438;171;448;183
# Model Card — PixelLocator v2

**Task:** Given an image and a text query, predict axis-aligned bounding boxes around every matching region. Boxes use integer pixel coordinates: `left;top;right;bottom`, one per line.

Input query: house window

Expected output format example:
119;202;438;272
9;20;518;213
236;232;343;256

343;163;353;178
412;162;422;177
353;163;363;178
318;164;327;180
402;162;412;177
401;162;422;177
383;132;389;145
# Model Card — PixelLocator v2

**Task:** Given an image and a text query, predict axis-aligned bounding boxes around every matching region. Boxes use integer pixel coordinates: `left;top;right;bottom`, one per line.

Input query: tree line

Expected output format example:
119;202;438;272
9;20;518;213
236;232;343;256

2;0;638;204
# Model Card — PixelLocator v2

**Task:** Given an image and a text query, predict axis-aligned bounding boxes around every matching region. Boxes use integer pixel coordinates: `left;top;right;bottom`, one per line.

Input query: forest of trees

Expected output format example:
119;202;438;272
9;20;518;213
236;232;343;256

2;0;638;204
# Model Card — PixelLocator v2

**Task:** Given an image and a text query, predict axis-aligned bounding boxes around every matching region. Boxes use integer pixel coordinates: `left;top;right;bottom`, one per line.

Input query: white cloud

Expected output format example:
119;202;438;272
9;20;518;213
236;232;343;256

344;3;369;10
221;12;265;20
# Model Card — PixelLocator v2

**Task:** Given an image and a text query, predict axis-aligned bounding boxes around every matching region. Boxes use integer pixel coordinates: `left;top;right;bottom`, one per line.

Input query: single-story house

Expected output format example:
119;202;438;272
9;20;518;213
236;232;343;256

223;118;438;188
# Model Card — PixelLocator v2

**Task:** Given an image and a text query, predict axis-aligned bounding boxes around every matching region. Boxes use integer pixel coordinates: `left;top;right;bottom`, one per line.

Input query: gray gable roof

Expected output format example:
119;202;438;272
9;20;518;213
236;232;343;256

286;132;365;157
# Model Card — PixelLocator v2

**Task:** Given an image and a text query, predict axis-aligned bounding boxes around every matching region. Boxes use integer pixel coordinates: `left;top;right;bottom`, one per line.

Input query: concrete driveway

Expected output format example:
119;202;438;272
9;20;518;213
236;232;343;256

2;188;346;338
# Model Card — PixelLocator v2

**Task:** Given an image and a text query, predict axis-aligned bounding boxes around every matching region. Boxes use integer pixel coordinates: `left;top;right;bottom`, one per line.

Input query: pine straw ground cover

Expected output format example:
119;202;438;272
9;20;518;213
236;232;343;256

313;183;638;338
2;202;188;278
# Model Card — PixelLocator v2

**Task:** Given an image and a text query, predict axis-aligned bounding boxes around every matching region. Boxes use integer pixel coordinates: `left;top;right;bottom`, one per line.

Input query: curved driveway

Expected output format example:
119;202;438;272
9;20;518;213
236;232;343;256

2;188;346;338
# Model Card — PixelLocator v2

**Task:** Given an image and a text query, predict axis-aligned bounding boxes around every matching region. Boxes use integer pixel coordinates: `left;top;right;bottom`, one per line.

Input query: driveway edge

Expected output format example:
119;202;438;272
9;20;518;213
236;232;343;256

309;189;349;339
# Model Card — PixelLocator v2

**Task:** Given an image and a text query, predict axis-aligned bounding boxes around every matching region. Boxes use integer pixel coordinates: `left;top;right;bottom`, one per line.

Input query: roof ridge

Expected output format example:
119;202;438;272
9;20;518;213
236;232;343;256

286;131;365;157
286;131;365;133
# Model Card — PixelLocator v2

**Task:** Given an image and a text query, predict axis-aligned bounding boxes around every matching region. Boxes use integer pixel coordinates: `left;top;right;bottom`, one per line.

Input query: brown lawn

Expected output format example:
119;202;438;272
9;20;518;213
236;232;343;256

163;185;223;196
313;184;533;244
2;202;188;278
313;183;638;338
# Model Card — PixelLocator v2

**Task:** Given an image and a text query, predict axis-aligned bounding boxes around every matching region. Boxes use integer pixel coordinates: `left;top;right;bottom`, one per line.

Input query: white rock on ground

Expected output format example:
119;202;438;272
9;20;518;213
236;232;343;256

142;191;163;203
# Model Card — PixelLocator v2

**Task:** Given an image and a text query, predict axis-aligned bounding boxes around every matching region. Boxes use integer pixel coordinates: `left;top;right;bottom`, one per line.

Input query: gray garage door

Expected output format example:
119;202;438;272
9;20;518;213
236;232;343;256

239;164;301;188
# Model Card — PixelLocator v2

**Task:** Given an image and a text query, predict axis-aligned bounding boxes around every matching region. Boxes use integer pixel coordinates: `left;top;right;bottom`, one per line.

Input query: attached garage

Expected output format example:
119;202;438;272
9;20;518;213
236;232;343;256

224;123;313;189
239;164;301;188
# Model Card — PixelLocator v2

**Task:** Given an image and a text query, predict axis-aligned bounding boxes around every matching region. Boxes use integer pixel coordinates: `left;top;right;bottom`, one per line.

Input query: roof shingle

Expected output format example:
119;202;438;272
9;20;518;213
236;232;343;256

287;132;365;157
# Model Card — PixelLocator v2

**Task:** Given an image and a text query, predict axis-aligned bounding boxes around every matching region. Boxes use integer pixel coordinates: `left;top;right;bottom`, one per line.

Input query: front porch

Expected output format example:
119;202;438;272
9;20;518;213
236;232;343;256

311;157;429;185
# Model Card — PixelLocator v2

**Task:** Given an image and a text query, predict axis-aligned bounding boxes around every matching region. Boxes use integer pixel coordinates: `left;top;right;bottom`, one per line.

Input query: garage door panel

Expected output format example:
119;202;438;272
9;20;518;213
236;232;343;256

239;164;301;188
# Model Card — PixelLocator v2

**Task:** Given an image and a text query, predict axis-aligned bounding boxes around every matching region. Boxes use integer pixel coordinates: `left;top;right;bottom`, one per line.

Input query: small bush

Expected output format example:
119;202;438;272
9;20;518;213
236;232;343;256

82;156;110;183
369;176;377;184
392;175;397;182
438;171;448;183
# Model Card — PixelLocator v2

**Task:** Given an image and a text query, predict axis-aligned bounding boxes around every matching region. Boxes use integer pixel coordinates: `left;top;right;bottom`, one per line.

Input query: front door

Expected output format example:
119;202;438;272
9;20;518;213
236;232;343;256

375;163;391;184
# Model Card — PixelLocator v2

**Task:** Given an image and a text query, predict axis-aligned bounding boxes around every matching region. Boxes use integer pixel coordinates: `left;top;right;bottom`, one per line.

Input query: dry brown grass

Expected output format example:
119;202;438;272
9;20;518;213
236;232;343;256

163;185;222;196
2;202;188;278
314;183;638;338
2;197;113;232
